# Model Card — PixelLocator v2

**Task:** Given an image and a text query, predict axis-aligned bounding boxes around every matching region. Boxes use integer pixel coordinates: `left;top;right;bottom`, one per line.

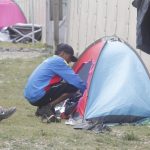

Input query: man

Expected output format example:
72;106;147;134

24;44;86;120
0;106;16;121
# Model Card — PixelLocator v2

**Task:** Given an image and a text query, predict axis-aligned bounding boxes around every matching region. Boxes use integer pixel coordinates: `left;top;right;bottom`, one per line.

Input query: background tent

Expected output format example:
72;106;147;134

73;36;150;123
0;0;27;29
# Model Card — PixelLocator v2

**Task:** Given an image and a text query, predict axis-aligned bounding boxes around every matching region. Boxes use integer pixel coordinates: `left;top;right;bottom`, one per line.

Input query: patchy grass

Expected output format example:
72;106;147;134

122;131;139;141
0;56;150;150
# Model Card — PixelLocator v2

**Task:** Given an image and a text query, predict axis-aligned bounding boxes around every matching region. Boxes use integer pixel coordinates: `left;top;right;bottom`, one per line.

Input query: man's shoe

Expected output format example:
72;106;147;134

47;115;61;123
0;107;16;121
41;114;61;123
35;104;55;117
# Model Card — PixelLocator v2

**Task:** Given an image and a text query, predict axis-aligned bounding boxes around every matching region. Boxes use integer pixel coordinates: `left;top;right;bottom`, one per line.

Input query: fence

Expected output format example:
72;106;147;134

67;0;150;72
5;0;150;71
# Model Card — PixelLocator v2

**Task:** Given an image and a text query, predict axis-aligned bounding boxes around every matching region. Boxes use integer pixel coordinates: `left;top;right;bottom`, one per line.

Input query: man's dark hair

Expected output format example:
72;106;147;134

55;43;77;62
55;43;74;55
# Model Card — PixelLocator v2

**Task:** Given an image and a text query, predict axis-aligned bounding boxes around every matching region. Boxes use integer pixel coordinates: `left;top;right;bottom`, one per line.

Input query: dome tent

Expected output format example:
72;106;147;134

0;0;27;29
73;36;150;123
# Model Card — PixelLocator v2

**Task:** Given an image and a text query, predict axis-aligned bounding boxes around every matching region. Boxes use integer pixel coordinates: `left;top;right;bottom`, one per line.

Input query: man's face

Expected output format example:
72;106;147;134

64;53;72;63
59;51;72;63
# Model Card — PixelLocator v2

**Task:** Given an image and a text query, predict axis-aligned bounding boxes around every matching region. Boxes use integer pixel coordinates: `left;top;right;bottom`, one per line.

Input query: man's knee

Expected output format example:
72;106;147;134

63;83;78;93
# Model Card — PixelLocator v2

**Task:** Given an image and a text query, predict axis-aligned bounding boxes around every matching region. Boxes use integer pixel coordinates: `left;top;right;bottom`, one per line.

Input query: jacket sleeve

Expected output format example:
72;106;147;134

51;59;86;93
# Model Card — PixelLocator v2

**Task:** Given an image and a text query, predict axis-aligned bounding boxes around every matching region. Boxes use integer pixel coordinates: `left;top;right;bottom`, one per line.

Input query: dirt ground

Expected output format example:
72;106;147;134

0;47;50;60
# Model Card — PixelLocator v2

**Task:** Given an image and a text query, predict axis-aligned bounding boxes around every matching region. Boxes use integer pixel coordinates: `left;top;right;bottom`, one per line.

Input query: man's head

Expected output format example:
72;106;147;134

55;43;77;63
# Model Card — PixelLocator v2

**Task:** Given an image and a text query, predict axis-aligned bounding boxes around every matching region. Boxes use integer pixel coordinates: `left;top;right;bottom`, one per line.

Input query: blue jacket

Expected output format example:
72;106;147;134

24;55;86;103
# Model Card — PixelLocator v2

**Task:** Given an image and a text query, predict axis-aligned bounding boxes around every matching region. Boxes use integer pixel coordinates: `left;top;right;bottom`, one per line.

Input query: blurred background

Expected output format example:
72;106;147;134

0;0;150;72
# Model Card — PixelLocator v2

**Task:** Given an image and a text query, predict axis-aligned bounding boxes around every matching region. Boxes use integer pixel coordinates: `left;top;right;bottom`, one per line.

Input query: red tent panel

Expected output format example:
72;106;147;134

74;40;106;117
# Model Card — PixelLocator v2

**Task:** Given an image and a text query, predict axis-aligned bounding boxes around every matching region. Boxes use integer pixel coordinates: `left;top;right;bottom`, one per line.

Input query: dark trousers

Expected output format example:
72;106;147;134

30;83;78;107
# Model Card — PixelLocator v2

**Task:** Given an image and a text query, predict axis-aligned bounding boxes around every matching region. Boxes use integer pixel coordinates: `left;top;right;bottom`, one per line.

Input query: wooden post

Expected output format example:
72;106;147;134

53;0;59;49
31;0;35;45
46;0;51;47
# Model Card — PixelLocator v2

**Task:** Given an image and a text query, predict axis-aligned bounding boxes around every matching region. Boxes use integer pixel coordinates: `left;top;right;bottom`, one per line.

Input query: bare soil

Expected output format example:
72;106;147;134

0;47;50;60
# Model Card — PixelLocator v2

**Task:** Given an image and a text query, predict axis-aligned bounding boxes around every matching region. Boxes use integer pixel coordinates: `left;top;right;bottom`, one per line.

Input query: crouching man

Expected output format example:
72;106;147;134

24;44;86;121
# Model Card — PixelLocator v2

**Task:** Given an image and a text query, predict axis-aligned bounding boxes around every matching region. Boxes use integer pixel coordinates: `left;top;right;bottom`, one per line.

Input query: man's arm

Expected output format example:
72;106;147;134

51;59;86;93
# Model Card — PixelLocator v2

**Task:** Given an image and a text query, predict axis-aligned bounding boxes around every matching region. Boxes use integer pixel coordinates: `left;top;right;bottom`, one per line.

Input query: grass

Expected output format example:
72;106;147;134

0;56;150;150
122;131;139;141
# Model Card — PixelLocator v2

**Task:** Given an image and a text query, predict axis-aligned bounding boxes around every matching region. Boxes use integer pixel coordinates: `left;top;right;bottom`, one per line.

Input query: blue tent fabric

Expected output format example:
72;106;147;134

85;40;150;123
